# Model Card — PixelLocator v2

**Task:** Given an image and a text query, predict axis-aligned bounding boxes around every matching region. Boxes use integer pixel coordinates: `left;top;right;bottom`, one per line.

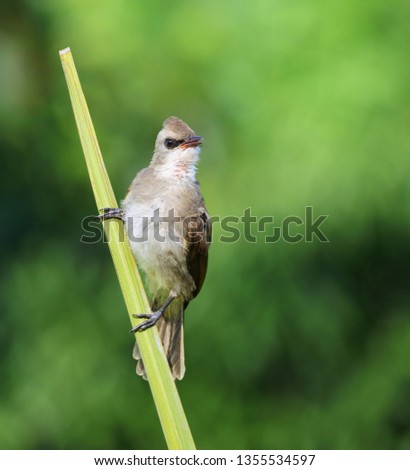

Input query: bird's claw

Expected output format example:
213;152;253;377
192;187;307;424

130;312;161;333
133;313;151;320
96;207;125;222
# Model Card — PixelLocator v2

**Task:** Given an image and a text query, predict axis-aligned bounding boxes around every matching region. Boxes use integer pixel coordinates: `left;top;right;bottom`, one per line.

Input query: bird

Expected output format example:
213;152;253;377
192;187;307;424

99;117;211;380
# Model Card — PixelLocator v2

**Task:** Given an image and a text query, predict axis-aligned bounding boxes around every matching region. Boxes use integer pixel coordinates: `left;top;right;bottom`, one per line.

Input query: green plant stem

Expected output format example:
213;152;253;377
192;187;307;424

59;47;196;450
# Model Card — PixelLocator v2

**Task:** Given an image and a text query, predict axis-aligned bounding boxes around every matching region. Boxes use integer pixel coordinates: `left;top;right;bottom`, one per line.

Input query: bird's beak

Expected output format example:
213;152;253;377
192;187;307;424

180;135;203;149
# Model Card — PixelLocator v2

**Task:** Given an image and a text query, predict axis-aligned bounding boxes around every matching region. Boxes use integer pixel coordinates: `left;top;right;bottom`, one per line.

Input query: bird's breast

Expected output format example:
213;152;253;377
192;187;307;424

122;192;195;296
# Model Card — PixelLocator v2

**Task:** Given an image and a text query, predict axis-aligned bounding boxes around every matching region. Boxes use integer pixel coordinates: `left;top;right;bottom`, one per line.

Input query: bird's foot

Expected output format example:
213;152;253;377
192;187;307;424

97;207;125;222
129;293;176;334
130;310;163;333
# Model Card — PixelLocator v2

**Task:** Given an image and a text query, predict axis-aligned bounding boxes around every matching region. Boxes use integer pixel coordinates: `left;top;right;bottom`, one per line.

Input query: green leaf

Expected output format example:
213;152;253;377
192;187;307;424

59;47;195;450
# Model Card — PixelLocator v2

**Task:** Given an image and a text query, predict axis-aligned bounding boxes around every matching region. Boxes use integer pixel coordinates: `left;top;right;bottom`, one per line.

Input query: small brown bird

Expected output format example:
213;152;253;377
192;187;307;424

100;117;211;380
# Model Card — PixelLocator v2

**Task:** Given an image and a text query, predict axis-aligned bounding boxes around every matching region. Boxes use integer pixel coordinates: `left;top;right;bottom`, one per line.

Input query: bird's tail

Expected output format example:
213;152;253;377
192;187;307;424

132;301;186;381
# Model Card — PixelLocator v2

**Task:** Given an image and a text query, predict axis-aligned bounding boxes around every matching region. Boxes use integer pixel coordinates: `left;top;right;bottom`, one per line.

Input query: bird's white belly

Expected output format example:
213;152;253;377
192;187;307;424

123;198;193;296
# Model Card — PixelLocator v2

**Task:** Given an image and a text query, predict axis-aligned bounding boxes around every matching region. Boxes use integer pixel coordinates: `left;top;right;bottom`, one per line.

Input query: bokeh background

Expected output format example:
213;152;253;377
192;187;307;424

1;0;410;450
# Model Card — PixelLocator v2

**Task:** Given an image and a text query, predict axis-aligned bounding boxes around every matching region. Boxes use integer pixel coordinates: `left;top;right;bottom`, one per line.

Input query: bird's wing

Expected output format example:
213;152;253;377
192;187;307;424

183;209;212;298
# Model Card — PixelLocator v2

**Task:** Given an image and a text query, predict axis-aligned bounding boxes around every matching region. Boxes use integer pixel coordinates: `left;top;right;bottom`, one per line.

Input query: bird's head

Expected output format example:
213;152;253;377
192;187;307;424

151;117;202;181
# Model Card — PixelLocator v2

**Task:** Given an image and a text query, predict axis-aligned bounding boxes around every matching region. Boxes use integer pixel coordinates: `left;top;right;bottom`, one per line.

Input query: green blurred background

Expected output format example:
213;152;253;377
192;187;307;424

1;0;410;450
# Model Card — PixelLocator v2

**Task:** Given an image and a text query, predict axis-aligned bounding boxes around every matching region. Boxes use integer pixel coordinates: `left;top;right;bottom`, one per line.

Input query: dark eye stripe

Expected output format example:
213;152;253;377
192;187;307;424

164;138;184;149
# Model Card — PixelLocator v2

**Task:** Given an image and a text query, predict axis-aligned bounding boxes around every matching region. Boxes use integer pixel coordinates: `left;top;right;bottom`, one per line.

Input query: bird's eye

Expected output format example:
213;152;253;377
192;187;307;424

164;138;177;149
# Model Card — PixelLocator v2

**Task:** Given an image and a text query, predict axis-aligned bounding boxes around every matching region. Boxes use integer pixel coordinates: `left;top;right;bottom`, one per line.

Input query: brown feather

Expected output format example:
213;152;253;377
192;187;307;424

133;302;185;380
184;209;212;298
